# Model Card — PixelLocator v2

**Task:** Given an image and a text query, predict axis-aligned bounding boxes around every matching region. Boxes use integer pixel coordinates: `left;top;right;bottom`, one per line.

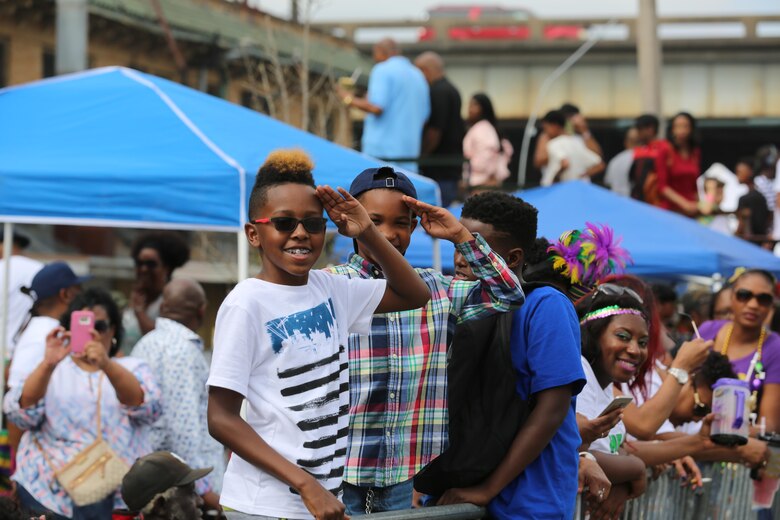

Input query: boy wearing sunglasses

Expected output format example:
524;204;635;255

326;168;524;514
206;150;430;520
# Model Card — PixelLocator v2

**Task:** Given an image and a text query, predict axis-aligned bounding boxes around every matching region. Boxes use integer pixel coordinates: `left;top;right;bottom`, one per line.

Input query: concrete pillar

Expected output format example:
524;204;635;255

56;0;88;75
636;0;663;125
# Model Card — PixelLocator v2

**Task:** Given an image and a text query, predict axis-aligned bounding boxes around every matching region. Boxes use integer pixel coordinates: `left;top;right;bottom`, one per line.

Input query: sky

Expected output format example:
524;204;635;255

258;0;780;22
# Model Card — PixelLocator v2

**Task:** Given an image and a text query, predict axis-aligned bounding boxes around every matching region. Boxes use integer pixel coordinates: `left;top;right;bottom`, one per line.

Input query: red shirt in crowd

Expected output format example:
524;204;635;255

656;140;701;212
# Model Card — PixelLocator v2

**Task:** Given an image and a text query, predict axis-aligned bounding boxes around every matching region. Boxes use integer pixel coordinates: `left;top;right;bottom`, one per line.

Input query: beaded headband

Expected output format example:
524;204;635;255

580;305;645;325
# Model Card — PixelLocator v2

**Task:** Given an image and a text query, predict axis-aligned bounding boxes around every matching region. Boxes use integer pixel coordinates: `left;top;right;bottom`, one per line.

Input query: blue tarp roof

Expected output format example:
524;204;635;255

336;181;780;277
0;67;440;231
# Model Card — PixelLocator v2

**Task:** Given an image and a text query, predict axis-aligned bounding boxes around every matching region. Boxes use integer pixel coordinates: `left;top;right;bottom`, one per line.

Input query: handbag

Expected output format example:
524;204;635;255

33;373;130;506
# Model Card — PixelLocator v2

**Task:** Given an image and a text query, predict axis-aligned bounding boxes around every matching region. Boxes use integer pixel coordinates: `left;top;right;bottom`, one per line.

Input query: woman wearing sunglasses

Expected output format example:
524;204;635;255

699;269;780;436
121;231;190;354
4;289;162;519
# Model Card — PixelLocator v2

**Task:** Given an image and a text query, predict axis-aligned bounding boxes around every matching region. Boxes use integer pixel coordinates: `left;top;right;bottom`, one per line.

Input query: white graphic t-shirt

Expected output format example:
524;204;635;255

576;356;628;454
207;271;386;518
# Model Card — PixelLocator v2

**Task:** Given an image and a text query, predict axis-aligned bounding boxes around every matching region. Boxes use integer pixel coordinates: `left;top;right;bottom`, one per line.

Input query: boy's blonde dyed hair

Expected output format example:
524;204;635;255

261;149;314;176
249;148;317;218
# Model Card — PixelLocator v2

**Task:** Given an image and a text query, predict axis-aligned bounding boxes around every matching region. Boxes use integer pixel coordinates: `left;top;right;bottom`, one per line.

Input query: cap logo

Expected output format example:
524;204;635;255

385;178;395;188
169;452;187;464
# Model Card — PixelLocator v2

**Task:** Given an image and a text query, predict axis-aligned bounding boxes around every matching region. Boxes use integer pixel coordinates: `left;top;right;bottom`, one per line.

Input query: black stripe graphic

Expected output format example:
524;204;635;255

296;404;348;432
281;368;343;397
277;351;342;379
308;466;345;480
303;426;348;449
288;382;348;412
296;448;347;468
288;481;344;496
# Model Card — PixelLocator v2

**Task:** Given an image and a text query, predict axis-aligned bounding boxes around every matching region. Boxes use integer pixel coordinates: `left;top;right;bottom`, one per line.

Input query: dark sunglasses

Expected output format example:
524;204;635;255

692;385;711;418
94;320;111;333
734;288;774;307
135;259;160;270
595;283;644;304
252;217;328;234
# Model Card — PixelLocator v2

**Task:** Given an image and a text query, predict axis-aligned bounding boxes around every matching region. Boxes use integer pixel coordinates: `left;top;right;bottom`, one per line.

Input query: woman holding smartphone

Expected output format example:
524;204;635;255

575;285;718;519
3;289;162;519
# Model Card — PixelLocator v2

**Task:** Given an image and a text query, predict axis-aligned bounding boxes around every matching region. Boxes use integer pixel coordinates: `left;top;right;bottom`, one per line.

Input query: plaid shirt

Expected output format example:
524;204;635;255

326;234;524;487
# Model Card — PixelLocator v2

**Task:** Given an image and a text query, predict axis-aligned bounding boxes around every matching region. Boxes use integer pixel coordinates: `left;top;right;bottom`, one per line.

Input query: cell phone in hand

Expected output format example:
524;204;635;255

598;396;633;417
70;310;95;355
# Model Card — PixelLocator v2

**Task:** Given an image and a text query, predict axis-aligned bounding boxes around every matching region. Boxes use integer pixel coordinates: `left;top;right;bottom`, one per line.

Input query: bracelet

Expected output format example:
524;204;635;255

579;451;597;462
342;95;353;106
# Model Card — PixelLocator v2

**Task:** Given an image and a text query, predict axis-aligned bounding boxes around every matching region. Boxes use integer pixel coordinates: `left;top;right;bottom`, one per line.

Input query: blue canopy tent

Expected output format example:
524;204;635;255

0;66;440;230
0;66;441;398
343;181;780;277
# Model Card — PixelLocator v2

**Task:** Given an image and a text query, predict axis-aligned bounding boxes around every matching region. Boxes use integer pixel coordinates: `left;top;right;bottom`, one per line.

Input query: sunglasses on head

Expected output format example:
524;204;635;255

594;283;644;305
692;384;711;418
135;259;160;270
252;217;328;234
734;288;774;307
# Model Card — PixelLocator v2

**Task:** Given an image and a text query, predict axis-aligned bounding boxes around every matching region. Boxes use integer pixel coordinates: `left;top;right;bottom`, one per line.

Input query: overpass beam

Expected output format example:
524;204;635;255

637;0;663;125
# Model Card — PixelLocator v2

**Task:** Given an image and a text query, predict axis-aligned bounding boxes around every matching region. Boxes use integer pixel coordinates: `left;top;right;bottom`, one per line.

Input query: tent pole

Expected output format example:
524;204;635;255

432;238;442;272
1;222;14;429
237;231;248;282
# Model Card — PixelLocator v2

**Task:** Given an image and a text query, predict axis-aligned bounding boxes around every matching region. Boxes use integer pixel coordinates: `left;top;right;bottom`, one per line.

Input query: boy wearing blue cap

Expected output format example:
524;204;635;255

326;166;525;514
8;262;90;389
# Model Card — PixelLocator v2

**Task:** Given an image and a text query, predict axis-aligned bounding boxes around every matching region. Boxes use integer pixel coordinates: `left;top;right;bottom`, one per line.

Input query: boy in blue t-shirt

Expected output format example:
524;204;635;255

442;192;587;519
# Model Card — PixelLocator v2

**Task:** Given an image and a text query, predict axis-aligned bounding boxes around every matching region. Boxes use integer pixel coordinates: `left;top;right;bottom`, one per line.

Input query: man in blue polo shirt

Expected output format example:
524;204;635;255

337;38;429;171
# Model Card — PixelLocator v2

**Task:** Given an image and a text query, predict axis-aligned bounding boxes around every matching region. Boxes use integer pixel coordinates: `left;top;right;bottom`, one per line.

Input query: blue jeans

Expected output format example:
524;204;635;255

17;484;115;520
342;478;414;515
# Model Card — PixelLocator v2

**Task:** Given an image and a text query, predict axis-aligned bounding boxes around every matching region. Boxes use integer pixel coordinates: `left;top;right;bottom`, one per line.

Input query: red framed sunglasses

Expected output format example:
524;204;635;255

252;216;327;234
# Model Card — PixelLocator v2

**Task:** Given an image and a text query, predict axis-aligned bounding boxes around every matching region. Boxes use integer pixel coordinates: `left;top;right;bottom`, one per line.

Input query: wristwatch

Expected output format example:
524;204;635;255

668;367;689;385
579;451;597;462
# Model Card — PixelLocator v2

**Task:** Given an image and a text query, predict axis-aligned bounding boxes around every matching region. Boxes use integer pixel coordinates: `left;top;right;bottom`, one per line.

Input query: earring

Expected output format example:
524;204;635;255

112;338;117;346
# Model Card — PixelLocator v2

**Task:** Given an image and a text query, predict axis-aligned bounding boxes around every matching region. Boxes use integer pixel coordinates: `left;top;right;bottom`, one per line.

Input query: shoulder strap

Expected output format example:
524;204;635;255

32;434;58;472
95;372;104;440
31;372;106;474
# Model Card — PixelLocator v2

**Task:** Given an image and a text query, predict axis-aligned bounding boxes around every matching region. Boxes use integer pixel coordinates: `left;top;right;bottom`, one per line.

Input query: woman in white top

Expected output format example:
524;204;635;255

462;93;513;188
575;284;718;518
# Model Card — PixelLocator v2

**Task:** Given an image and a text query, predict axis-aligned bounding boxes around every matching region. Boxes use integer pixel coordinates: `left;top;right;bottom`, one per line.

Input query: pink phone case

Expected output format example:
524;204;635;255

70;310;95;355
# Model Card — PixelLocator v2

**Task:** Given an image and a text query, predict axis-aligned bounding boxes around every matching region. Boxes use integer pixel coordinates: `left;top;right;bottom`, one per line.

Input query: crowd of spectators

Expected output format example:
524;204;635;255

1;36;779;520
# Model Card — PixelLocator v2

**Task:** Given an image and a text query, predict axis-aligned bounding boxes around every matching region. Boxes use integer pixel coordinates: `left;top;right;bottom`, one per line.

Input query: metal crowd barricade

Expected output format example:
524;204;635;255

366;504;486;519
574;462;774;520
366;463;778;520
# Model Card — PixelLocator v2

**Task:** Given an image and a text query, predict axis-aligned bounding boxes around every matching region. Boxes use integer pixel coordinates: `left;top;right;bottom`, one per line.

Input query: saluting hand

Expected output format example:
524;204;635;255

402;196;472;244
316;186;372;239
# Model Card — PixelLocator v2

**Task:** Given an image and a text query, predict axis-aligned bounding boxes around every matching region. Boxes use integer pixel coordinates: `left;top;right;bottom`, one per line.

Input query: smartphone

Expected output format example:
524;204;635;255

70;310;95;355
599;396;634;417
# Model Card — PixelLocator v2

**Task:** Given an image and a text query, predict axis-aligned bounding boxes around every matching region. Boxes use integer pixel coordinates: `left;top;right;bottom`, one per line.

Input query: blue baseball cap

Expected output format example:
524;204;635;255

349;166;418;200
21;261;92;302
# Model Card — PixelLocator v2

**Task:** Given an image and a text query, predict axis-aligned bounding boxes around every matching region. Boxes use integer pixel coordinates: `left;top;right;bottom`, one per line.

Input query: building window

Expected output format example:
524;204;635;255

0;39;7;87
240;89;270;114
42;49;55;78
